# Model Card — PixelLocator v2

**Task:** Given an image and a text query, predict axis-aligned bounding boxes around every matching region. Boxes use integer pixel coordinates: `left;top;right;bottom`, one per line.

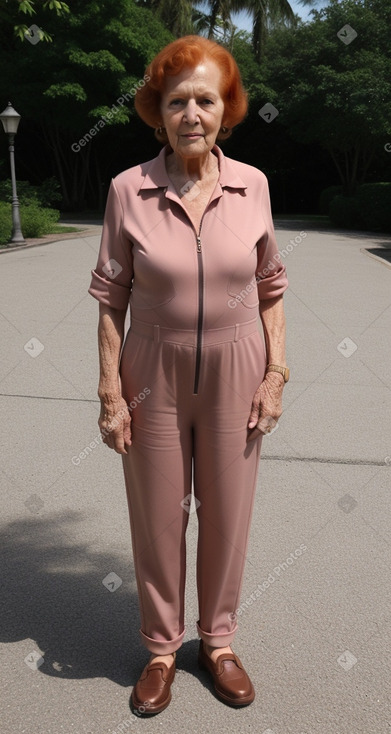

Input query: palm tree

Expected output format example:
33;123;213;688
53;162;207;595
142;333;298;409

229;0;295;61
143;0;194;36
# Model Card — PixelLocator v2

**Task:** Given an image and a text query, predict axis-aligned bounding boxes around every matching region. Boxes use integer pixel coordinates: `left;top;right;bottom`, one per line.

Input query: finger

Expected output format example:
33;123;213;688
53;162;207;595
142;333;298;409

246;426;262;443
248;400;261;429
123;417;132;447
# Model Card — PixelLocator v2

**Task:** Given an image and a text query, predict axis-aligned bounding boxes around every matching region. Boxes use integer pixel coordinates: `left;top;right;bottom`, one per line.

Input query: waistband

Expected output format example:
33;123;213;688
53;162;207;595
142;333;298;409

130;318;258;346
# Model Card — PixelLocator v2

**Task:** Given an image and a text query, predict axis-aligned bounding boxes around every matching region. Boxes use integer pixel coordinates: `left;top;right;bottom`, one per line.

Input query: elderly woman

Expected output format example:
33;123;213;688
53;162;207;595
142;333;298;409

88;35;289;714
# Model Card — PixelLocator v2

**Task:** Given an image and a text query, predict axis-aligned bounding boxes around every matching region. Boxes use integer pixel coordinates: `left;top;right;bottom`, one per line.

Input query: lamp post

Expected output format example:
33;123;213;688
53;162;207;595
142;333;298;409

0;102;26;246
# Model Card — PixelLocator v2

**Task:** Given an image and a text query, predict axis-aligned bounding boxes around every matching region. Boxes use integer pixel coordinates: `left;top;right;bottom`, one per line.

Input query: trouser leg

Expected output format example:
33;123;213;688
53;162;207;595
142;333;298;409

120;335;194;654
193;332;265;647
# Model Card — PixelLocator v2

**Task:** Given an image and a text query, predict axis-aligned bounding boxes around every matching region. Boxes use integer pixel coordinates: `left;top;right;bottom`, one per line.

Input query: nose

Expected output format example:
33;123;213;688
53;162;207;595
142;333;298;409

183;99;200;125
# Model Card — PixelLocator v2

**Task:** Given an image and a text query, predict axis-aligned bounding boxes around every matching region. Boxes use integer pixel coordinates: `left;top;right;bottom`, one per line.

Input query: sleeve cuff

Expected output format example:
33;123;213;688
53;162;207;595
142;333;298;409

257;265;289;300
88;269;131;310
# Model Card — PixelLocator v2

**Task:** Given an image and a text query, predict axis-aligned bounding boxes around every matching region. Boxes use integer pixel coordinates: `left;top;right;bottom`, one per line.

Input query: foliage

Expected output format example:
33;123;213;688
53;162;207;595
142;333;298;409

318;185;343;214
0;177;62;207
0;0;173;208
329;195;361;228
0;201;60;244
1;0;70;42
0;202;12;245
263;0;391;194
21;203;60;236
355;182;391;231
329;183;391;231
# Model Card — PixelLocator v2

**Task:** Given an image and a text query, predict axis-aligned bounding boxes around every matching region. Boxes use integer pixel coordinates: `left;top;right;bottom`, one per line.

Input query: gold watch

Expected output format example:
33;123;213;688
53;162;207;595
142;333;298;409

265;364;290;382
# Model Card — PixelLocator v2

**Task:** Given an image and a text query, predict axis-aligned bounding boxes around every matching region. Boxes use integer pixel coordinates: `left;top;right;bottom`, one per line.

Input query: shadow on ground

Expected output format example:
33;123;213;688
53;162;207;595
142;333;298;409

0;511;141;685
0;511;215;694
365;247;391;264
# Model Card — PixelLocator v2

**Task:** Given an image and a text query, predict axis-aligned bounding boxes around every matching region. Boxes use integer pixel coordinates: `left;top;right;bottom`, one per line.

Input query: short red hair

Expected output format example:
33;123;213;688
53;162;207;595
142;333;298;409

134;35;248;142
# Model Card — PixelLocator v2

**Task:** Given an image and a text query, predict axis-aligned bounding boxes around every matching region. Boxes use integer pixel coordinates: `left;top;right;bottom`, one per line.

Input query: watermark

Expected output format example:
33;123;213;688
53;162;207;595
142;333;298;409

258;103;279;123
337;24;358;45
24;493;45;514
385;456;391;465
228;544;307;620
384;143;391;153
128;387;151;411
256;415;279;436
71;75;150;152
102;571;122;592
24;651;44;671
102;259;123;279
337;493;358;513
133;701;152;717
181;181;201;201
71;388;151;466
180;493;201;514
24;24;43;45
111;717;133;732
337;650;358;670
228;231;307;309
337;337;357;358
24;337;44;358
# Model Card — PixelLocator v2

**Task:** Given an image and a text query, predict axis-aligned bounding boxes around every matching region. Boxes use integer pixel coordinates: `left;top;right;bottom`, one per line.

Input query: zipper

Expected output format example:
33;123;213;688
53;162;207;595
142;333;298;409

193;225;204;394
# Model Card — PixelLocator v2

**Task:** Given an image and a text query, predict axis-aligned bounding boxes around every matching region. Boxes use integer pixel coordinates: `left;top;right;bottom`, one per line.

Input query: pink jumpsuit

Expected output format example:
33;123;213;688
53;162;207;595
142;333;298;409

89;143;288;654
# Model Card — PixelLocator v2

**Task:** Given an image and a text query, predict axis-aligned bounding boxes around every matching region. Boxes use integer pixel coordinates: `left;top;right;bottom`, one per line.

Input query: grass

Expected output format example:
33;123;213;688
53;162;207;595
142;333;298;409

49;224;83;233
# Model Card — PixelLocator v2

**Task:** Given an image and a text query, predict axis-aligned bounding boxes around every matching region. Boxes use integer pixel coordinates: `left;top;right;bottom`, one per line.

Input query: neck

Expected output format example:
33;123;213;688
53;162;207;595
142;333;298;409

166;148;217;182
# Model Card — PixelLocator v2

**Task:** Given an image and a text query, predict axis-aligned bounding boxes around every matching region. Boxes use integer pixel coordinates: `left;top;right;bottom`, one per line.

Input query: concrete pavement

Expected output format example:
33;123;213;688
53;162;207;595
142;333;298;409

0;222;390;734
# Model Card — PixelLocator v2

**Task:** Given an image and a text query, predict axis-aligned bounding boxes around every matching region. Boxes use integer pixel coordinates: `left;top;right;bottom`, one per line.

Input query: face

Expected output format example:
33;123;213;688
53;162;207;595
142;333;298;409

159;59;226;158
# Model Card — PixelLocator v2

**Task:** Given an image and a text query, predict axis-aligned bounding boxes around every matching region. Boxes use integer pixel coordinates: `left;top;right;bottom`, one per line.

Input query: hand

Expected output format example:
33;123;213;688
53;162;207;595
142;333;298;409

247;372;284;442
98;395;132;454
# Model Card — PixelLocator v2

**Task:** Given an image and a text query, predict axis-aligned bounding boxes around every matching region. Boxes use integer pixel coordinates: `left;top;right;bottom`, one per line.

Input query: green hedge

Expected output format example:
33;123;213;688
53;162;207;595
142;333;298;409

0;177;62;208
324;183;391;232
318;185;343;215
0;202;60;245
356;183;391;232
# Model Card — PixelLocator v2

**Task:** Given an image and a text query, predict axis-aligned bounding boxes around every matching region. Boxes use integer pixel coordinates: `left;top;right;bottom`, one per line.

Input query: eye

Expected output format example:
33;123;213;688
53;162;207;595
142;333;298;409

169;99;184;105
201;99;213;105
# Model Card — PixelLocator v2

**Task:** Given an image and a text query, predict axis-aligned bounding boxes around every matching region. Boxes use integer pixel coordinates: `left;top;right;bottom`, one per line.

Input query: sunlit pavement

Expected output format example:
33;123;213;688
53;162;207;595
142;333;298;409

1;224;390;734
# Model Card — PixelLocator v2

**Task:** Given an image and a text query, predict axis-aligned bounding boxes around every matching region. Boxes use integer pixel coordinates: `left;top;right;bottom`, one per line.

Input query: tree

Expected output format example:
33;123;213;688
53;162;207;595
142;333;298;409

1;0;70;43
198;0;296;59
230;0;296;61
264;0;391;194
0;0;173;208
139;0;194;36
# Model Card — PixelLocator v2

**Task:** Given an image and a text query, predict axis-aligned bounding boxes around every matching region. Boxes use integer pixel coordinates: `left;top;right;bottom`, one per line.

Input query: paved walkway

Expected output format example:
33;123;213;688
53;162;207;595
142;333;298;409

0;223;390;734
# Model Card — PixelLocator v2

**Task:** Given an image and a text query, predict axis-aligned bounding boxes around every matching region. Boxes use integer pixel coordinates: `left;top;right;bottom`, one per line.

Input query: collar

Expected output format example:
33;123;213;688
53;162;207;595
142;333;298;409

138;143;247;192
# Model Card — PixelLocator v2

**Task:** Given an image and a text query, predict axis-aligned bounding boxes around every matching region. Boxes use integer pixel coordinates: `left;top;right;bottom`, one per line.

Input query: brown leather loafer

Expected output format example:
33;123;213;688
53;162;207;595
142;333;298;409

198;640;255;706
131;653;176;715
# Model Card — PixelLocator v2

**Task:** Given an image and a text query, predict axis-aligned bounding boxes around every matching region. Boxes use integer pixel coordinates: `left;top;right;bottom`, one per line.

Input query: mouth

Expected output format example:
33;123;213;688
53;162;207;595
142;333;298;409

182;133;204;139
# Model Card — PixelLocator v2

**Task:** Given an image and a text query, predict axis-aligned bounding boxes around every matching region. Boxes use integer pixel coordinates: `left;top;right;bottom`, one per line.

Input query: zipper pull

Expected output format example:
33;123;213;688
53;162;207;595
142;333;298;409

196;236;202;253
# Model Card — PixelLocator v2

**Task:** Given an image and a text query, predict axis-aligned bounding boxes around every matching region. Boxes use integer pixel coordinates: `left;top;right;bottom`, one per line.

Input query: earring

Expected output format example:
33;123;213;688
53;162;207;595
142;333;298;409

157;126;165;135
220;126;229;134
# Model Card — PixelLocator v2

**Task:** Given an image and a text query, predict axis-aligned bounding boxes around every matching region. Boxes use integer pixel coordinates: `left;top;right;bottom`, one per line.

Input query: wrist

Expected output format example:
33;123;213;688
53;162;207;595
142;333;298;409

98;385;121;403
264;371;285;386
265;363;289;383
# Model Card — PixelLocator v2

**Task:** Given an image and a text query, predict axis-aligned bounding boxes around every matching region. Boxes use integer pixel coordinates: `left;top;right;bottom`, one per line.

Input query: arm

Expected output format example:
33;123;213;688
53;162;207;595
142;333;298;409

247;294;288;441
259;294;286;367
97;303;131;454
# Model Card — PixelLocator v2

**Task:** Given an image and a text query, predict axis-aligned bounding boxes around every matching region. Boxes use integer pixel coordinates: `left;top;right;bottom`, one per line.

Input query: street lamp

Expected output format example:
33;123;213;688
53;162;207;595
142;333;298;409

0;102;26;246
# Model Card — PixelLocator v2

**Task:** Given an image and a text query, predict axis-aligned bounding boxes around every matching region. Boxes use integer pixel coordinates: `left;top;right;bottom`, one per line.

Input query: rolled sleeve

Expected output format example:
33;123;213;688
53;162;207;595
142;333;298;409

256;176;288;300
88;179;133;310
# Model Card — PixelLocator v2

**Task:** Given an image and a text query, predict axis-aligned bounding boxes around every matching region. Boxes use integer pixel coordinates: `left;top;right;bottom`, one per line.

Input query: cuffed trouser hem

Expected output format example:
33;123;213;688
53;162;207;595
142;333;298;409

196;620;238;648
139;628;186;654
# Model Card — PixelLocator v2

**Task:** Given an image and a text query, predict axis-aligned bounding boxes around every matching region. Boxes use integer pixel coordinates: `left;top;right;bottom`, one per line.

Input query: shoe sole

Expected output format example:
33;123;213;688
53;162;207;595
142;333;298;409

198;657;255;706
